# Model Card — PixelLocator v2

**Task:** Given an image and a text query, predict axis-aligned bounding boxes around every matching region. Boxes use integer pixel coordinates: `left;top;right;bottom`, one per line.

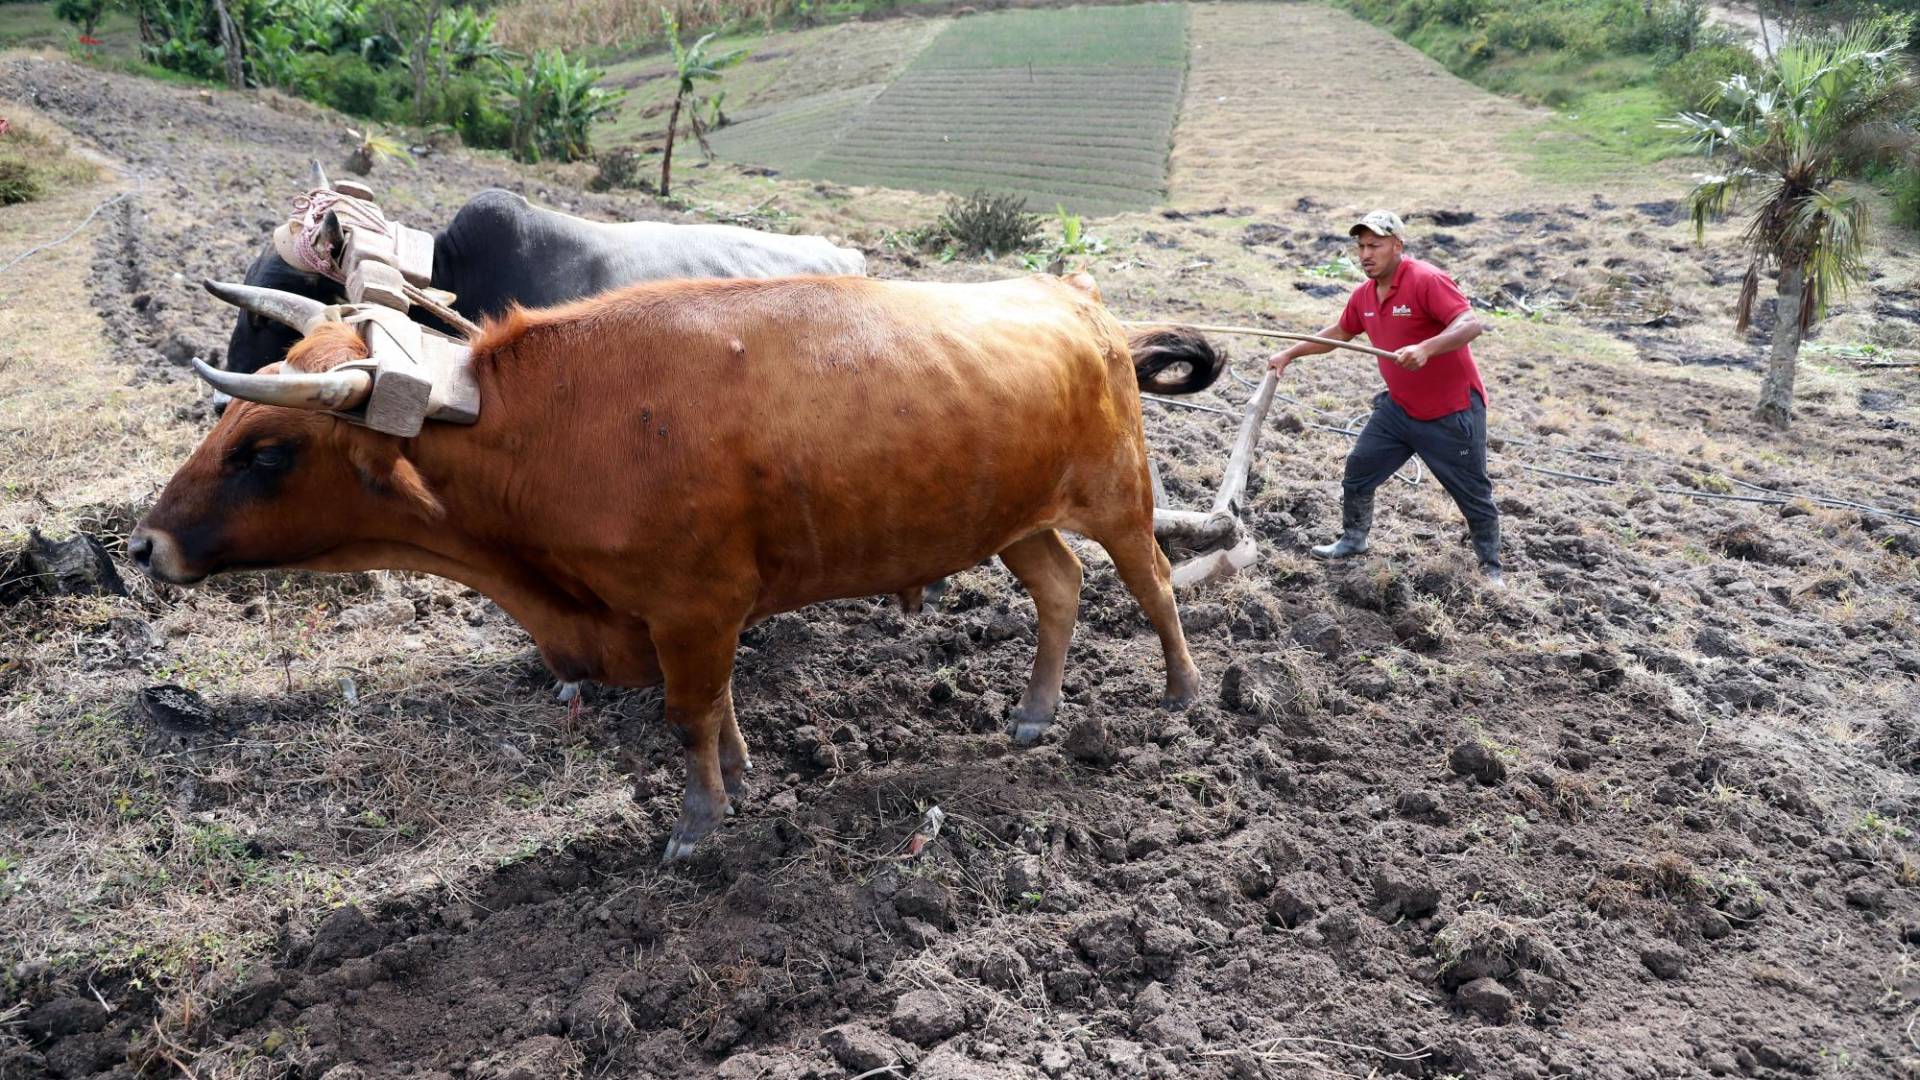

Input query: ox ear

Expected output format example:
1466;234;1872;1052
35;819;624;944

341;432;444;521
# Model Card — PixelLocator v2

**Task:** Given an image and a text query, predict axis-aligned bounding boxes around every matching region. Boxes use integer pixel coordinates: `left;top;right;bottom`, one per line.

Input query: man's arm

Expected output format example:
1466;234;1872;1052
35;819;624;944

1391;309;1484;371
1266;321;1355;376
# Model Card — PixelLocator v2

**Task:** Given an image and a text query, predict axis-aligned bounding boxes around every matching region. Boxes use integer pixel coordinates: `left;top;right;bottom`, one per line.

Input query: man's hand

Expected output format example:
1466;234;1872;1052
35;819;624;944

1266;351;1294;377
1393;343;1430;371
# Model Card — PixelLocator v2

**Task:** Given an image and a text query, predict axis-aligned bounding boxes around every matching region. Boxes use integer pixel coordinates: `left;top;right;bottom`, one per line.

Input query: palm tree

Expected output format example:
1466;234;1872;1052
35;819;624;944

1669;15;1918;429
659;11;748;198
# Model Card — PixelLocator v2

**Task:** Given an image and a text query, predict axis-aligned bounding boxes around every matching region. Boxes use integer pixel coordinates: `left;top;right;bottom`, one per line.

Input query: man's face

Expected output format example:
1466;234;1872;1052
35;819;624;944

1353;230;1403;281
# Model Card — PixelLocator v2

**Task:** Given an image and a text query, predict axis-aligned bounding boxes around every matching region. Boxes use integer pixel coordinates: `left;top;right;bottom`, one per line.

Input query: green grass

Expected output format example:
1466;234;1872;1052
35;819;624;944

1352;15;1691;185
0;2;140;58
708;4;1190;216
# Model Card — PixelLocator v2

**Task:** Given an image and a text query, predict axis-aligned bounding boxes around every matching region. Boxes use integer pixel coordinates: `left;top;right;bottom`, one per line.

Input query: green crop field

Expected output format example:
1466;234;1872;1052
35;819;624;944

707;3;1190;216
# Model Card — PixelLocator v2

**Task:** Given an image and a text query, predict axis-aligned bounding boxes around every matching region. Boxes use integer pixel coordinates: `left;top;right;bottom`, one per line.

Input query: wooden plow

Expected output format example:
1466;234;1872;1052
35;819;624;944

1129;322;1401;588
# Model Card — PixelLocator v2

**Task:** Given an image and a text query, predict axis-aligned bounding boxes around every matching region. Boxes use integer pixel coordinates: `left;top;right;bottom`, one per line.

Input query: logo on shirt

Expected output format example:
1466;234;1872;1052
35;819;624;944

1391;304;1413;317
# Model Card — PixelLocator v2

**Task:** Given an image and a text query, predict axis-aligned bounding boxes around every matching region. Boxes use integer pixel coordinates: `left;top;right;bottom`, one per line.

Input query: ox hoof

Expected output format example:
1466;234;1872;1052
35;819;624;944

1008;705;1054;746
661;835;700;863
556;681;581;703
1159;690;1196;711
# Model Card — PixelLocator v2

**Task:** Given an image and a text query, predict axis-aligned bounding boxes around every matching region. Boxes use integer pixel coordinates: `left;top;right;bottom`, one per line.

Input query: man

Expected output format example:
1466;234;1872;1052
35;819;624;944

1267;210;1502;585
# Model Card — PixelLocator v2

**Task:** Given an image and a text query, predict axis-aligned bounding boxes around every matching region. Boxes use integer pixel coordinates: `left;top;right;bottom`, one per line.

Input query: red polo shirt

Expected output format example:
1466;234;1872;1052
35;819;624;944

1338;257;1485;420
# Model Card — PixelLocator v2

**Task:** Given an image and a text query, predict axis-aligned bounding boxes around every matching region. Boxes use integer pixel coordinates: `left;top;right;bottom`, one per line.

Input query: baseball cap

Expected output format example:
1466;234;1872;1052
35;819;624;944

1347;209;1405;238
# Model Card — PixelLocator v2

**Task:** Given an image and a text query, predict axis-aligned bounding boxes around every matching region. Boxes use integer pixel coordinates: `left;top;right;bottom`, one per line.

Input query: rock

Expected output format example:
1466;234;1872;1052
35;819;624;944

1640;941;1689;980
336;598;416;631
24;997;109;1041
1372;867;1440;921
0;530;126;604
889;989;965;1046
306;905;381;971
1004;856;1045;902
822;1024;918;1072
1063;715;1118;765
1455;977;1514;1023
1449;741;1507;785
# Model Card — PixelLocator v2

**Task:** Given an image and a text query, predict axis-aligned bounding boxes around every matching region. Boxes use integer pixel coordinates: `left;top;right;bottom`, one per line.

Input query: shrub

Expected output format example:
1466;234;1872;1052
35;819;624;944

436;73;514;150
1890;166;1920;231
1658;42;1760;111
590;146;654;192
291;52;407;122
0;159;41;206
936;191;1042;257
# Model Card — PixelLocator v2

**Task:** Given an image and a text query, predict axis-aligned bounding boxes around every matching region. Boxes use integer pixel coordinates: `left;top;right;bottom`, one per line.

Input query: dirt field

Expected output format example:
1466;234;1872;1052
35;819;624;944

4;1;1920;1076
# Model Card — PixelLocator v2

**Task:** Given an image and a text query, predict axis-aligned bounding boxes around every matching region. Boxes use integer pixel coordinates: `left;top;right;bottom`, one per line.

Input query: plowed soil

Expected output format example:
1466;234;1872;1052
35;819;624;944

5;6;1920;1078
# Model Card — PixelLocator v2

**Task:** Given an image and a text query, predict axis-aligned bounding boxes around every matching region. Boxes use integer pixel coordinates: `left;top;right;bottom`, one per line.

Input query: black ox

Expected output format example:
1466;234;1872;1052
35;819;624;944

225;187;867;374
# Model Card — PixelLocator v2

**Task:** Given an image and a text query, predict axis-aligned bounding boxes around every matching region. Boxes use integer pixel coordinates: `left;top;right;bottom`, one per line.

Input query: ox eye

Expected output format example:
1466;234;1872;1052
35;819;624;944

250;445;289;470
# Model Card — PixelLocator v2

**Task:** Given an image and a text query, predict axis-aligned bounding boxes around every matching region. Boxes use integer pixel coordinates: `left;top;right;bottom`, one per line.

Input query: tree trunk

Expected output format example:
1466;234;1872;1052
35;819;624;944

414;0;444;126
1755;258;1806;430
660;91;682;197
211;0;244;90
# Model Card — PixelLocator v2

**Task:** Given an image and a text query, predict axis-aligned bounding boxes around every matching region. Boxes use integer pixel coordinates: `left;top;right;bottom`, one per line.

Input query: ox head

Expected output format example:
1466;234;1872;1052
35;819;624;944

225;162;352;377
130;284;445;586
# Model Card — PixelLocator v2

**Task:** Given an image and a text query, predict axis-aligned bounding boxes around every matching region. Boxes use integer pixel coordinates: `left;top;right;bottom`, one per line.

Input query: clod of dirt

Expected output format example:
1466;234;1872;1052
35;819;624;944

0;530;126;605
1395;790;1448;822
1268;873;1331;928
1448;740;1507;785
1063;715;1118;764
1435;912;1568;991
1372;867;1441;922
305;905;382;971
1290;612;1346;659
1640;941;1690;980
893;876;955;928
1219;657;1311;724
1454;976;1514;1023
470;1035;580;1080
888;989;965;1046
136;684;222;757
1694;626;1750;659
1039;1044;1073;1076
822;1024;919;1073
336;598;417;631
24;997;109;1042
1139;1011;1204;1049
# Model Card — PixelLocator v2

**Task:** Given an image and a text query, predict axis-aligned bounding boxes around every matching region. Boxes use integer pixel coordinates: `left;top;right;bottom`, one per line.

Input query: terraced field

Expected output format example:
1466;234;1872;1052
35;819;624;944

710;3;1189;215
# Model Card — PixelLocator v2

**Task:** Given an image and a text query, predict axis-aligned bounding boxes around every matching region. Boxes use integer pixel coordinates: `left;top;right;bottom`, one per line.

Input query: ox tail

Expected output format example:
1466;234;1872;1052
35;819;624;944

1129;325;1224;395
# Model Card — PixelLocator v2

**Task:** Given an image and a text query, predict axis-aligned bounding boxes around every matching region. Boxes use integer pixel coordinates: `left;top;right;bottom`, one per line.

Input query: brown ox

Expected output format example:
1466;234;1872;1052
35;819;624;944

130;273;1222;859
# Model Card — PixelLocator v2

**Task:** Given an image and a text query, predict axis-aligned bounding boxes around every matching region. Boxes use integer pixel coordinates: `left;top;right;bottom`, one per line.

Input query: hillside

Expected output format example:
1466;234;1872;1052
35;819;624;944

3;3;1920;1078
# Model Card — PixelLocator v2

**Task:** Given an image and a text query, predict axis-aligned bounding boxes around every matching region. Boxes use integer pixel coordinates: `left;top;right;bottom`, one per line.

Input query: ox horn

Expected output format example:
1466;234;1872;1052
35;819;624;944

204;280;330;334
192;357;371;413
309;159;330;191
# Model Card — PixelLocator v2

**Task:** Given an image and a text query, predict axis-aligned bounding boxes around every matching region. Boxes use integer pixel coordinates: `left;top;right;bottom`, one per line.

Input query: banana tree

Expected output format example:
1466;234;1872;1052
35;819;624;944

659;10;747;198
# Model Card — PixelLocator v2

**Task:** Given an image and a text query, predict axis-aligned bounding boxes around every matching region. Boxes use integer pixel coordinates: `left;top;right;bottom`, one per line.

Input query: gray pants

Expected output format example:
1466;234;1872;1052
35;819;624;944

1344;390;1501;570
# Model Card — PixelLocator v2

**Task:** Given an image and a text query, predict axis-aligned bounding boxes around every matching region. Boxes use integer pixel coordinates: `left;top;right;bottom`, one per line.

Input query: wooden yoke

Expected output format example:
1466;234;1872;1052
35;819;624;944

328;306;479;437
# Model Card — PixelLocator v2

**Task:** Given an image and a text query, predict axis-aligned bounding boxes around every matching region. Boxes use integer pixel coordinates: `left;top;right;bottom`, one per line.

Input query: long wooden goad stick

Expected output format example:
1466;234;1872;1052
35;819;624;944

1120;320;1401;361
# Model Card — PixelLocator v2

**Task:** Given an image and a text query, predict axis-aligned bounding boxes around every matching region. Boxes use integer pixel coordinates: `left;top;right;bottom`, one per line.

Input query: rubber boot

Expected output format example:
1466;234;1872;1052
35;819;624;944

1311;493;1373;559
1470;517;1503;587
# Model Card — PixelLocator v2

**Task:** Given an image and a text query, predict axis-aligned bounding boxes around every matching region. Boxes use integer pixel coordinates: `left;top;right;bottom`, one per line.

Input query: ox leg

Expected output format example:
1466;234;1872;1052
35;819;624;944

1097;528;1201;709
656;629;741;862
998;530;1084;745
